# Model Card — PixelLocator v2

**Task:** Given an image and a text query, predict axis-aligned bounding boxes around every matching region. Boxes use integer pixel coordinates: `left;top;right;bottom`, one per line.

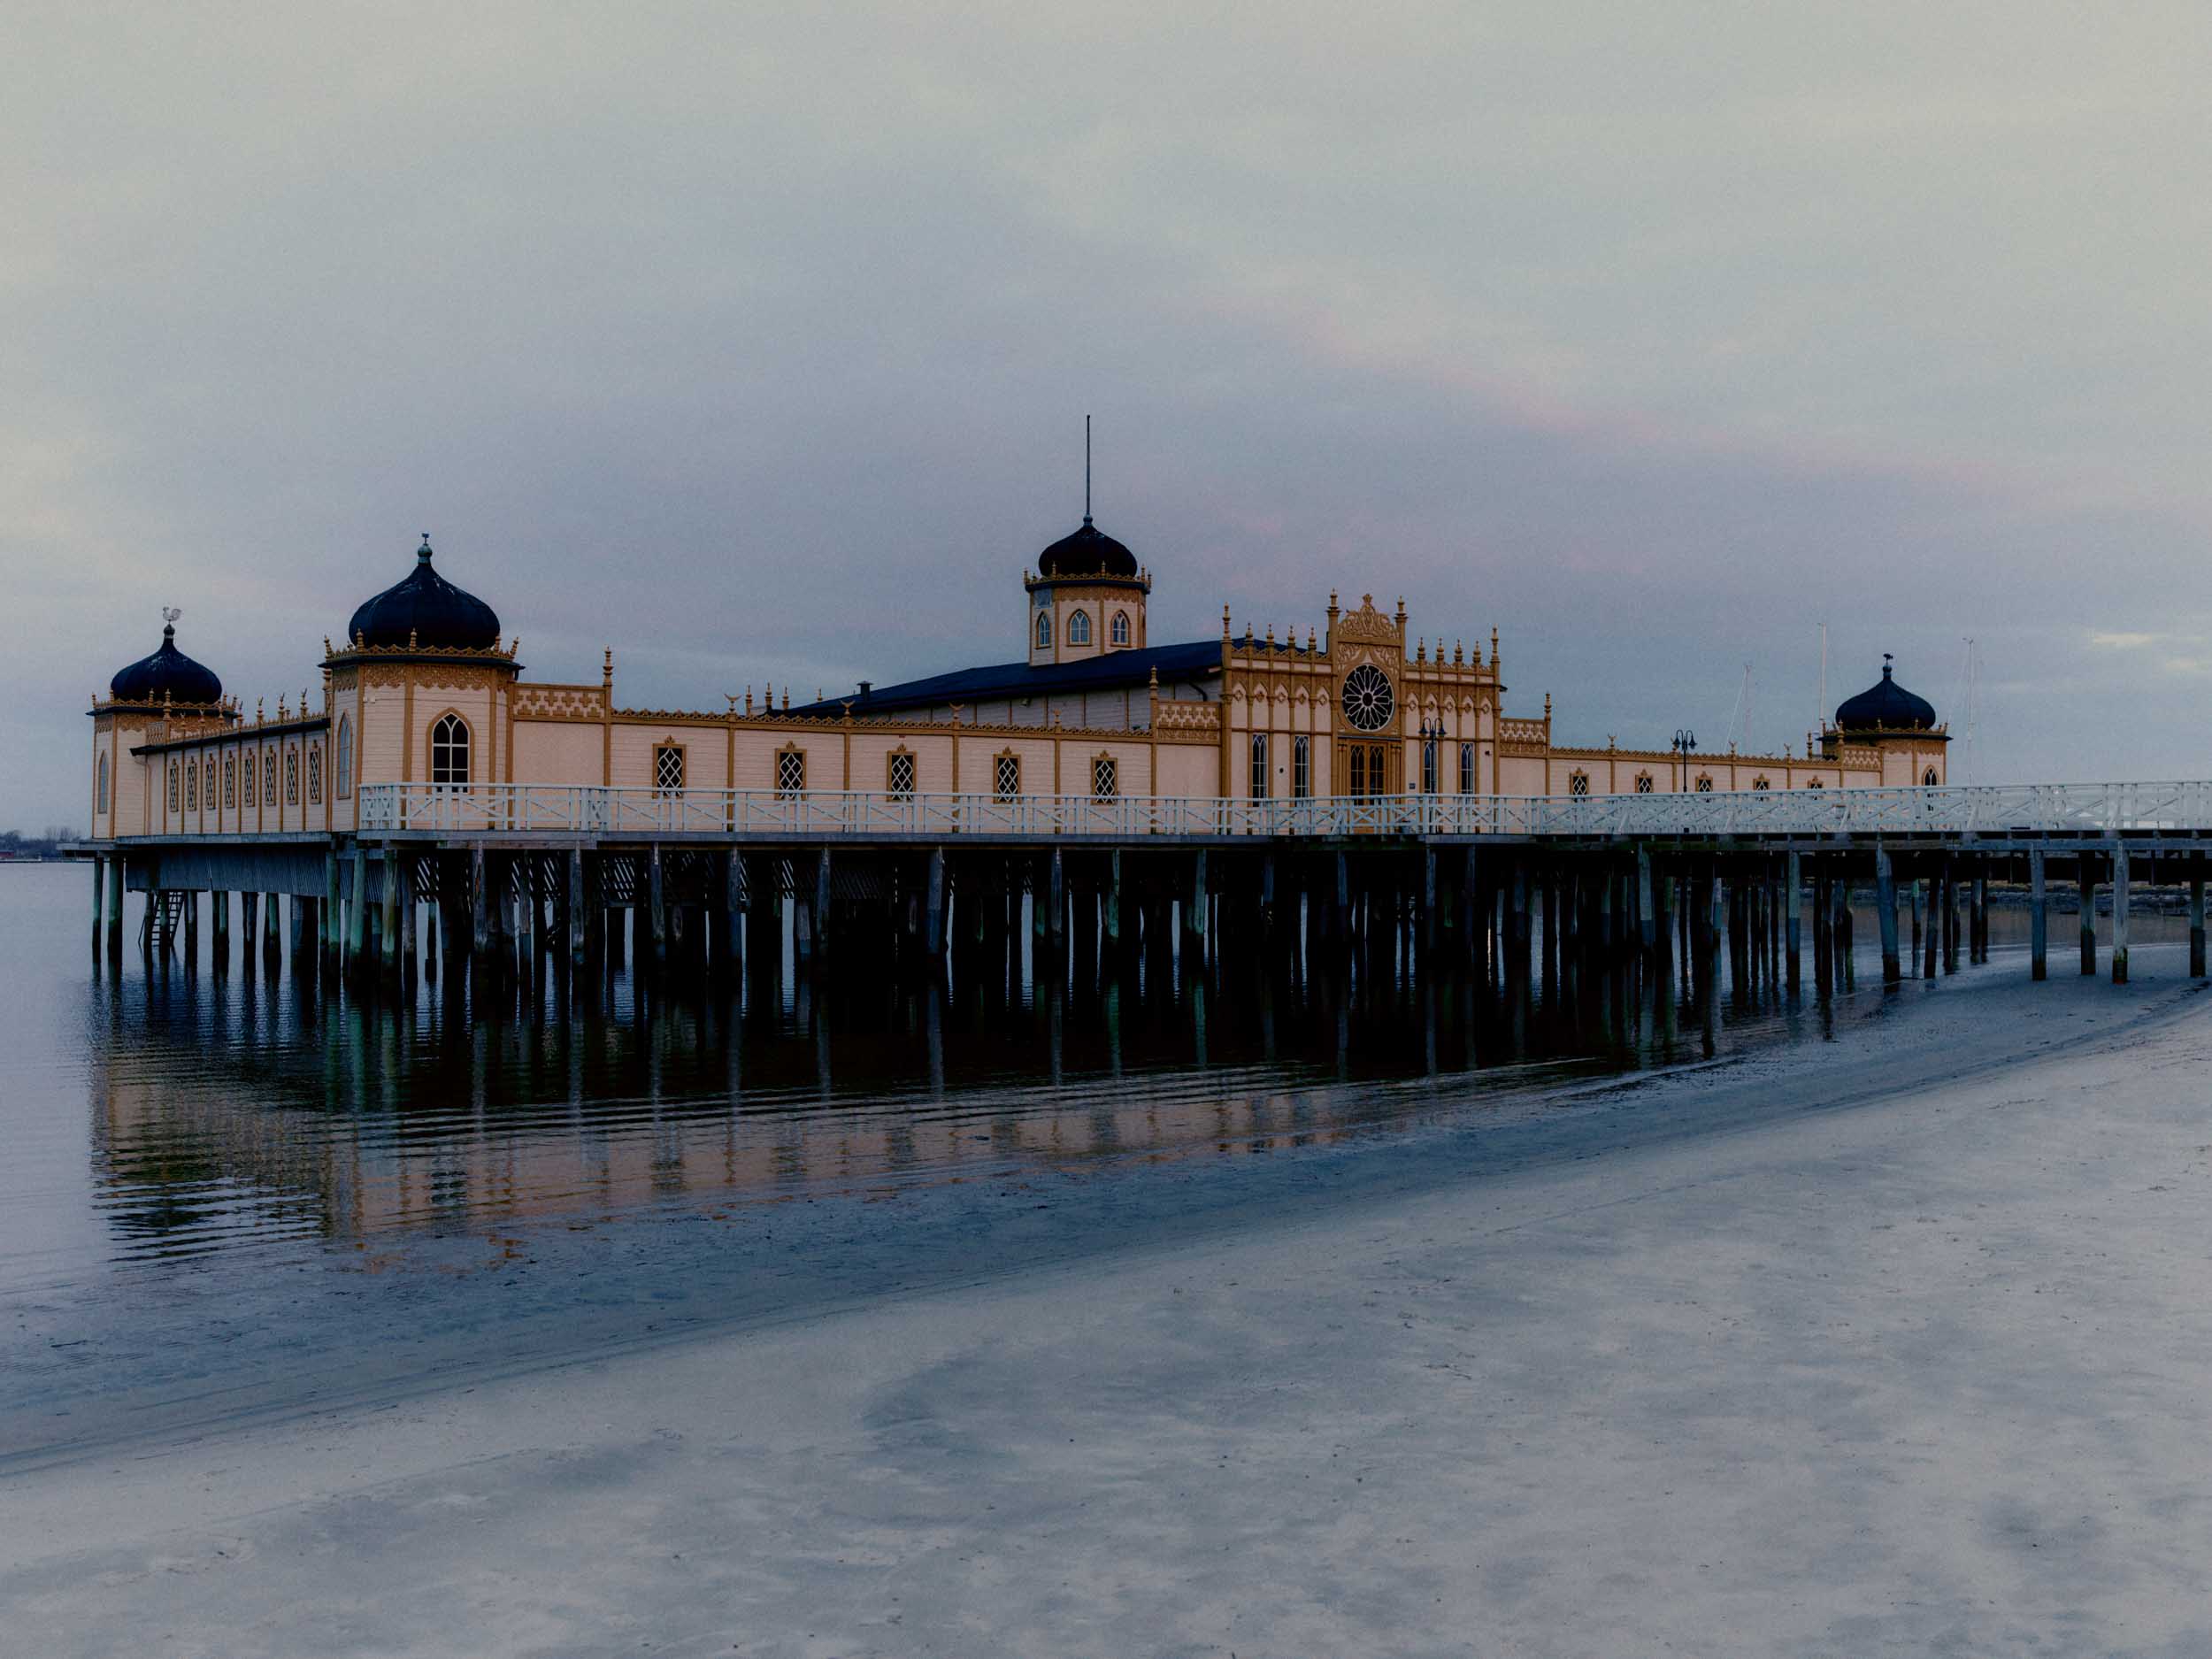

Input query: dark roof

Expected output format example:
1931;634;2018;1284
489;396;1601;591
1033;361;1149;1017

346;535;502;650
1036;517;1139;580
1835;660;1937;731
111;623;223;705
792;639;1223;717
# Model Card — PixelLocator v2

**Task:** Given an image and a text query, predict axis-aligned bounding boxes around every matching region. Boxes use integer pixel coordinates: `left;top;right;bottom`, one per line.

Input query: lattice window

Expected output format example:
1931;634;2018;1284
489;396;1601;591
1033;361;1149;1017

994;753;1021;799
1458;742;1474;794
242;753;254;805
225;757;236;808
1694;774;1714;793
1294;735;1311;799
1634;772;1654;794
887;749;916;795
1068;610;1092;645
307;746;322;804
1111;611;1130;647
264;749;277;804
336;716;352;798
1569;771;1590;796
654;744;686;795
187;761;198;810
776;746;806;795
1752;776;1770;791
1249;733;1269;800
430;714;470;786
285;749;299;803
1093;755;1118;798
97;756;109;815
168;763;180;812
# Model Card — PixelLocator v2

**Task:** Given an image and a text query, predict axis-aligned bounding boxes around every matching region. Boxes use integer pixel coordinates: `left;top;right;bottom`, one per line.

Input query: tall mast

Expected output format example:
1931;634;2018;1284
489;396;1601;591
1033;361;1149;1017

1084;413;1092;523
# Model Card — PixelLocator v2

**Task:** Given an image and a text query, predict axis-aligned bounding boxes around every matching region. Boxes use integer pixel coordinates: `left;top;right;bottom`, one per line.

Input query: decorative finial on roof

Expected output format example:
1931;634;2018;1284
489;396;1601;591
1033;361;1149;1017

1083;413;1092;525
419;533;433;561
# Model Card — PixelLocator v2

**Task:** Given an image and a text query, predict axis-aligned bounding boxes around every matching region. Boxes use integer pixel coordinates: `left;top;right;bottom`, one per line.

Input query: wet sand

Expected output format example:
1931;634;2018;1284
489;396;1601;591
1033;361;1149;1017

6;956;2211;1655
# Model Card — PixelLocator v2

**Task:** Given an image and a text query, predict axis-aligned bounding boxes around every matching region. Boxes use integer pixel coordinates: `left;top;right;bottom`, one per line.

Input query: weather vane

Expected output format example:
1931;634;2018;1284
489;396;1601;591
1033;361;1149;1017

162;606;182;626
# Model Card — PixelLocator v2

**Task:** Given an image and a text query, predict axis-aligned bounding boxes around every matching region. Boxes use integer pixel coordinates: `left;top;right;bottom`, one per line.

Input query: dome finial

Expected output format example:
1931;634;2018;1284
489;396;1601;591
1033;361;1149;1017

419;532;433;562
1083;413;1093;526
1883;652;1894;679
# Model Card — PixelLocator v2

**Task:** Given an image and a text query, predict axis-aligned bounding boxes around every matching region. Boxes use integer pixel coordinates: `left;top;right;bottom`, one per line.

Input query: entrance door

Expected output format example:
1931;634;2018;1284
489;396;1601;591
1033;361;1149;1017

1343;742;1388;797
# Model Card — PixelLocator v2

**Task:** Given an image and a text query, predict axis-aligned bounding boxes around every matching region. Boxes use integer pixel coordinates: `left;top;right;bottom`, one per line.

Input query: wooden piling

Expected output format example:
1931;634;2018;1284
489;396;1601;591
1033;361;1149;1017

2029;848;2047;980
381;845;401;975
2079;859;2097;977
1876;846;1900;985
2191;864;2206;979
2111;845;2130;985
211;889;230;972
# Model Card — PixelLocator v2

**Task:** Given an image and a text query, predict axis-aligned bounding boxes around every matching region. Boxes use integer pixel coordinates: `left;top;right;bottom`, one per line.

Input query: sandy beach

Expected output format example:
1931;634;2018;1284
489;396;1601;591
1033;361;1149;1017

6;957;2211;1656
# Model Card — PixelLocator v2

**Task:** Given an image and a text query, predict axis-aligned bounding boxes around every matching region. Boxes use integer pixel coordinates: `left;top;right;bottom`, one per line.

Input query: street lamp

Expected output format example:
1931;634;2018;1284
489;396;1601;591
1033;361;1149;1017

1672;728;1697;794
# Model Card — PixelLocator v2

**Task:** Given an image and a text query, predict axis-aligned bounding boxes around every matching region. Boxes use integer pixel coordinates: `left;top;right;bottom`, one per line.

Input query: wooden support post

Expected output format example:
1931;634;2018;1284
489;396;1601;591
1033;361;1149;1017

399;856;418;982
1422;846;1438;953
380;845;401;974
289;893;308;960
1510;860;1531;979
1048;845;1066;956
90;856;105;950
1186;849;1208;952
321;853;339;963
211;889;230;972
240;890;257;962
1637;846;1656;962
713;850;735;975
814;848;833;970
2111;845;2130;985
1812;866;1830;993
469;844;489;959
2185;863;2203;982
105;856;125;955
1942;863;1960;975
2029;848;2047;980
182;889;199;964
340;846;361;968
1876;846;1900;986
572;849;591;971
1971;871;1988;964
2079;859;2097;977
926;847;948;960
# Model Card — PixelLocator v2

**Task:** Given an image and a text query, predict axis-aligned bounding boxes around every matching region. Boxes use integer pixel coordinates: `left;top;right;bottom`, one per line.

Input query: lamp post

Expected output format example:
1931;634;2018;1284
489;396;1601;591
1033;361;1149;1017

1672;728;1697;794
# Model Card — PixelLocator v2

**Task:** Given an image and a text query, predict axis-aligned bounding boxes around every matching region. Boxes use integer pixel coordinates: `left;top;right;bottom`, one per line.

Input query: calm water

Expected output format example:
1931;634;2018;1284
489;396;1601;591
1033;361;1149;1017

2;863;2185;1298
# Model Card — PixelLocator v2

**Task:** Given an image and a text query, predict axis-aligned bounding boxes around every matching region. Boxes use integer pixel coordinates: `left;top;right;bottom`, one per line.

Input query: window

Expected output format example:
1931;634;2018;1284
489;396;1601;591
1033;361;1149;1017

225;757;236;808
335;716;352;797
1340;664;1394;731
653;743;686;795
1249;733;1269;799
97;755;109;814
1634;772;1654;794
1093;755;1118;797
1294;735;1311;799
995;752;1021;799
168;763;180;812
1458;742;1475;794
187;761;198;810
1568;771;1590;796
307;746;322;804
887;749;916;796
1752;776;1770;790
776;746;806;795
1035;611;1052;650
1110;611;1130;647
1068;611;1091;646
1923;767;1939;787
429;714;470;786
1806;778;1824;790
1421;737;1439;794
1694;774;1714;793
264;750;277;805
285;749;299;803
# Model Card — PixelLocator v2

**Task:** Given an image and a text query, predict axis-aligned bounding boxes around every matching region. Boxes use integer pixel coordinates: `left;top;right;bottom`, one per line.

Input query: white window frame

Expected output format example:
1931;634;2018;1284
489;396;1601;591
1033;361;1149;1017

1249;733;1269;800
1068;610;1091;646
1293;734;1310;799
429;714;471;787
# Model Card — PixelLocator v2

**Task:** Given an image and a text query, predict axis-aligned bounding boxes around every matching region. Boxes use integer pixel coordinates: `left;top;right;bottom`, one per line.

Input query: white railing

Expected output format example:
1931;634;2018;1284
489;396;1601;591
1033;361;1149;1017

354;780;2212;839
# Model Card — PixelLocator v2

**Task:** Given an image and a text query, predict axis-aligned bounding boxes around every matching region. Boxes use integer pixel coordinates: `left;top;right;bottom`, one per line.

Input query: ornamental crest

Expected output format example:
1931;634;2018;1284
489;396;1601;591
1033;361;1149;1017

1332;594;1400;649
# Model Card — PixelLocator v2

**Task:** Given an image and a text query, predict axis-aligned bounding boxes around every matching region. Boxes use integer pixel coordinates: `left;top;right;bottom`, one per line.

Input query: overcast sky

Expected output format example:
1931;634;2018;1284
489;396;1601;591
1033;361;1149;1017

7;3;2208;830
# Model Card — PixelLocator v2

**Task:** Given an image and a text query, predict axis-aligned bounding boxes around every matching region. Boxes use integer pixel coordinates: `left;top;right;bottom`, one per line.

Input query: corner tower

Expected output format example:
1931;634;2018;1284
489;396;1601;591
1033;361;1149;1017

1824;655;1948;786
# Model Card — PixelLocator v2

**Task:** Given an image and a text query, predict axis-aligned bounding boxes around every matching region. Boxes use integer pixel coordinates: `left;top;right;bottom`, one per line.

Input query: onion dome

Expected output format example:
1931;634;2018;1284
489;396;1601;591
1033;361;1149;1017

111;619;222;704
1036;516;1139;580
1835;657;1937;731
345;534;501;649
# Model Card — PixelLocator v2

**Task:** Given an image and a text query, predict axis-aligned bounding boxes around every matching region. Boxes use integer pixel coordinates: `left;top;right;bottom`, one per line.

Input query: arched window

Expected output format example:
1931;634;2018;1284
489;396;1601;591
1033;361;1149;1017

307;745;322;804
186;761;198;810
1035;611;1052;650
224;757;236;808
1694;774;1714;793
1806;778;1824;790
1110;611;1130;647
1923;767;1939;787
97;755;109;815
1458;742;1475;794
1294;735;1312;799
1568;771;1590;796
335;715;353;798
1249;733;1269;799
1634;772;1654;794
285;749;299;803
1093;755;1118;798
429;715;470;786
168;763;180;812
1421;737;1439;794
1752;776;1770;790
1068;611;1092;646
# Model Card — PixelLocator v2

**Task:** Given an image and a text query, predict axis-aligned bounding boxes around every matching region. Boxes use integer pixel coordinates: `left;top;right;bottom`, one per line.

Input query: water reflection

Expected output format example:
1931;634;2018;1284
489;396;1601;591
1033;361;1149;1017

43;878;2192;1290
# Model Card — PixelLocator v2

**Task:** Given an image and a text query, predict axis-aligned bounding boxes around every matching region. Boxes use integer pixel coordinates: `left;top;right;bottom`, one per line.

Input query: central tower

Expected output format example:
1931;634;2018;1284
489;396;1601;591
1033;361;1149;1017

1022;418;1150;664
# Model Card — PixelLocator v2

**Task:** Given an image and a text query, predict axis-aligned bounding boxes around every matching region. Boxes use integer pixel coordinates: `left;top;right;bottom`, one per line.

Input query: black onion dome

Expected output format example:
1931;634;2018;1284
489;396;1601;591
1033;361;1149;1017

345;535;501;649
1037;517;1139;580
1835;660;1937;731
111;623;223;704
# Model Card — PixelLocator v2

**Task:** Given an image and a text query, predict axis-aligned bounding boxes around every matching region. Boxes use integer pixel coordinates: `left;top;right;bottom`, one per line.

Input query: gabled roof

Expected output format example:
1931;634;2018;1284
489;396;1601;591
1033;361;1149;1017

790;639;1224;717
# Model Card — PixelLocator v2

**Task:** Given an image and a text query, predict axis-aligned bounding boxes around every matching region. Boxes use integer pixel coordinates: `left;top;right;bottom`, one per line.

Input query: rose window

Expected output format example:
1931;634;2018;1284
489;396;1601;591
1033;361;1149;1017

1340;664;1395;732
